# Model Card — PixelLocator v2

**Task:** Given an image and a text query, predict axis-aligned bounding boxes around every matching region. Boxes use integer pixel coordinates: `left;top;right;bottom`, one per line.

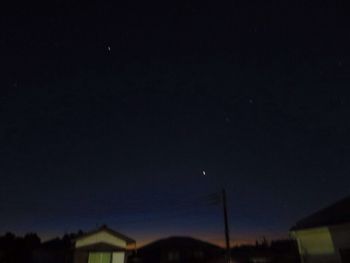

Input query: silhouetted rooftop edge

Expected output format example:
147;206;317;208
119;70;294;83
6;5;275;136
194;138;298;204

139;236;222;251
290;196;350;231
74;225;136;244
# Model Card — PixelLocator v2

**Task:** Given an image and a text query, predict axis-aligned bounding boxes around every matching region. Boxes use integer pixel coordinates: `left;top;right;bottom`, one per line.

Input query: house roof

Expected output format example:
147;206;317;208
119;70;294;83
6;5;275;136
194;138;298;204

290;196;350;231
139;236;222;253
136;236;223;263
75;225;136;245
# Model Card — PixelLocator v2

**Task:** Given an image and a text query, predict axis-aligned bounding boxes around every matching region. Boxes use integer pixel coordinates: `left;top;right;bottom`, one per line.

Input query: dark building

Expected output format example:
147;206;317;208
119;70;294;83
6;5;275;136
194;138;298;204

290;196;350;263
32;237;73;263
132;237;223;263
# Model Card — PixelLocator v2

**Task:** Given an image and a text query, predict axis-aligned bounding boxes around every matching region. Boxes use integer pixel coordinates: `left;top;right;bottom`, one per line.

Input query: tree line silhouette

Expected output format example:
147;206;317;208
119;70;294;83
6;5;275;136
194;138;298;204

0;231;83;263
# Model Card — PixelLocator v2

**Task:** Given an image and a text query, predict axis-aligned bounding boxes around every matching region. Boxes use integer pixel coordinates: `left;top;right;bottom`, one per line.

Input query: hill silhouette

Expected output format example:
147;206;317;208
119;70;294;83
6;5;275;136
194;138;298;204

134;236;223;263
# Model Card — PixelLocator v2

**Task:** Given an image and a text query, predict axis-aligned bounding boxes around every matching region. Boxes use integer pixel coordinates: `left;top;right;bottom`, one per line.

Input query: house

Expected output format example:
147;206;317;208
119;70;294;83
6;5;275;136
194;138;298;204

73;225;136;263
130;236;223;263
229;239;300;263
290;196;350;263
32;236;73;263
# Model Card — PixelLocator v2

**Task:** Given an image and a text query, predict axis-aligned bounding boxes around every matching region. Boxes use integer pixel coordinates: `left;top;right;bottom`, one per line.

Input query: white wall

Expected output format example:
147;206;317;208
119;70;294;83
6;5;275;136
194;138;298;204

291;227;340;263
112;253;125;263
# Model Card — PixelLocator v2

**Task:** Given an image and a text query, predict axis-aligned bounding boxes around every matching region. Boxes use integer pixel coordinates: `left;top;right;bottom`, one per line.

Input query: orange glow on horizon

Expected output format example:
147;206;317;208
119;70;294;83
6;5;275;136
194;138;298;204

38;230;287;249
132;232;287;249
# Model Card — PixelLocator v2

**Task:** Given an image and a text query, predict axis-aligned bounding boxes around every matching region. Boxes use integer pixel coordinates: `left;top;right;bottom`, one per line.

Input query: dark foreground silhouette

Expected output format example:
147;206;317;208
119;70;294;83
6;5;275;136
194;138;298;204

0;232;299;263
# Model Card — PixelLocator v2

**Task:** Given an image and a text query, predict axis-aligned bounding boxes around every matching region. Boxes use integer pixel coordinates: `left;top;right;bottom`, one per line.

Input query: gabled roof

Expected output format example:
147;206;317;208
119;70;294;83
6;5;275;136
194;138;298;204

75;225;136;244
290;196;350;231
136;236;223;263
139;236;222;252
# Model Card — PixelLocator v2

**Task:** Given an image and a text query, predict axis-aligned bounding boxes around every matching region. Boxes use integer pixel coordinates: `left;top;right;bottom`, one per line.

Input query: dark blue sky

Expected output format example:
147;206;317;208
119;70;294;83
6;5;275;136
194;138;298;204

1;0;349;245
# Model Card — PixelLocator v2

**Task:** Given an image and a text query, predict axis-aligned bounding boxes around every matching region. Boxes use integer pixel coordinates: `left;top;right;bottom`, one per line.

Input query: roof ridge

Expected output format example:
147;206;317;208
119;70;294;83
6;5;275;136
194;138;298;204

75;226;136;244
291;195;350;231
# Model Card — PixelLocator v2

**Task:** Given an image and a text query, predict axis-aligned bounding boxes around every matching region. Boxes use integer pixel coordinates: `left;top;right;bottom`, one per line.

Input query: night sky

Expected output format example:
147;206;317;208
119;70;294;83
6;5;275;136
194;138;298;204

1;1;349;246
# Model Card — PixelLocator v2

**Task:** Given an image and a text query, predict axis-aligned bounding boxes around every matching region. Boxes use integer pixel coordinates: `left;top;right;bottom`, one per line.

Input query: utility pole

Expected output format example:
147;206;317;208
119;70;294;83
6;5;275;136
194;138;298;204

222;188;231;263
